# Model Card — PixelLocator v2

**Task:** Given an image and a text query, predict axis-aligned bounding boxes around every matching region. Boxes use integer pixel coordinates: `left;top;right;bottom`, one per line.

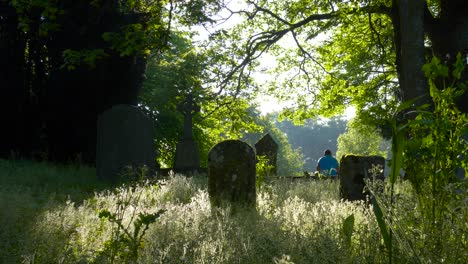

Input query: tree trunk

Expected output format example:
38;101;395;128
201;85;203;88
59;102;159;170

0;1;148;164
0;2;31;158
425;0;468;113
392;0;428;107
45;2;147;164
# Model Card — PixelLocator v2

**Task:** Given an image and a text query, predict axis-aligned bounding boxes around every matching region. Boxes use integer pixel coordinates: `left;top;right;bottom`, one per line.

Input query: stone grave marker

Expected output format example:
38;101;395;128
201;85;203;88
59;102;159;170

255;133;278;175
339;155;385;201
174;93;201;172
96;104;156;182
208;140;256;209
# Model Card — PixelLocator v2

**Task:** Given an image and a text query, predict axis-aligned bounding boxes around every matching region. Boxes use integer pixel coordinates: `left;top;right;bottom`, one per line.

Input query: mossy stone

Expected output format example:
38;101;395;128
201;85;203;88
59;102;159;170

208;140;256;209
339;155;385;201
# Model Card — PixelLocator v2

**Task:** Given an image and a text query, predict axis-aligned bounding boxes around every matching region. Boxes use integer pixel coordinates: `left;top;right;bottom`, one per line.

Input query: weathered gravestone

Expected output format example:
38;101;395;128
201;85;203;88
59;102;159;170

96;104;156;182
255;133;278;175
208;140;256;209
339;155;385;201
174;93;201;172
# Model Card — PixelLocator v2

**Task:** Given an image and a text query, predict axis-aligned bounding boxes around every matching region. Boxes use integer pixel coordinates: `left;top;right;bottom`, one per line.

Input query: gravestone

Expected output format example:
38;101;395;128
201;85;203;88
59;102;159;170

339;155;385;201
174;93;201;172
255;133;278;175
96;104;156;182
208;140;256;208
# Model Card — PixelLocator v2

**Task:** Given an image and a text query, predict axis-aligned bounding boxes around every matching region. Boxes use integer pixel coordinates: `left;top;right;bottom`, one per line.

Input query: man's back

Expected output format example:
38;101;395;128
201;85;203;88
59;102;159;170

318;155;339;176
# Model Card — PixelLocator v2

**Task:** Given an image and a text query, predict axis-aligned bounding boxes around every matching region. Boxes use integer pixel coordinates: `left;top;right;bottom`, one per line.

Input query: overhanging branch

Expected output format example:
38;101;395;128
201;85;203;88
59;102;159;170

208;2;393;114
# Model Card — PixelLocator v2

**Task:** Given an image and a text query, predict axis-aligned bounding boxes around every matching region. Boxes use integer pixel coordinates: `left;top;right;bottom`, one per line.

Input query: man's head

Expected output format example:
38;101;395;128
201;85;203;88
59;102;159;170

324;149;332;156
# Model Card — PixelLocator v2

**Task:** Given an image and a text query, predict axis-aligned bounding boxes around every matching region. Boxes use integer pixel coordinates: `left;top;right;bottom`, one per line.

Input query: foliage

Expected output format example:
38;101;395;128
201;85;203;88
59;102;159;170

1;0;225;163
318;7;398;120
201;0;399;124
243;110;305;176
12;0;222;60
342;214;355;248
405;54;467;228
140;31;262;168
96;168;165;263
366;54;468;263
98;196;164;263
274;115;347;171
140;32;201;167
255;155;274;189
202;0;467;134
336;119;391;161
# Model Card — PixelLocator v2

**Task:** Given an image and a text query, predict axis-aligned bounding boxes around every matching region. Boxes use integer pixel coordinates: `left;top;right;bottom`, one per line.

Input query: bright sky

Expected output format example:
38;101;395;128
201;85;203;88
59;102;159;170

256;94;356;120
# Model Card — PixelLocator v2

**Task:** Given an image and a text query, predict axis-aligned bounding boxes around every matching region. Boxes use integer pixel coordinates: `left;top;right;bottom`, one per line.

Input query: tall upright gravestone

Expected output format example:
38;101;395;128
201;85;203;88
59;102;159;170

208;140;256;209
174;93;200;172
96;104;156;182
255;133;278;175
339;155;385;201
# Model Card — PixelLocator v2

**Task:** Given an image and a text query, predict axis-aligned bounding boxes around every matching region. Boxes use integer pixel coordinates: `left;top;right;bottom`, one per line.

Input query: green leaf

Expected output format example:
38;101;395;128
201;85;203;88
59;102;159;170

98;210;112;219
342;214;355;247
452;53;465;80
371;196;391;251
396;96;422;113
390;128;405;185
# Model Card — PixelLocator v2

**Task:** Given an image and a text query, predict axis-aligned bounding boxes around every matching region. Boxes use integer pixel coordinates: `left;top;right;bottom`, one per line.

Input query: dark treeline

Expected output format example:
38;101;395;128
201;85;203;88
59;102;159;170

273;116;347;171
0;1;150;164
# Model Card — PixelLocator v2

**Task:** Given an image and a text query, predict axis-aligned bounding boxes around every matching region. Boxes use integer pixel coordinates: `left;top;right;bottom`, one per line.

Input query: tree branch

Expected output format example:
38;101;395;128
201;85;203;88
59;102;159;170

422;1;437;43
248;0;291;25
208;2;393;114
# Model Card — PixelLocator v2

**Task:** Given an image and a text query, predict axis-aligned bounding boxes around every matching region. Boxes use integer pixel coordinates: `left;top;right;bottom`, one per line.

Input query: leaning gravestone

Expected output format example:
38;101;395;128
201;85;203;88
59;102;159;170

255;133;278;175
96;104;156;182
339;155;385;201
208;140;256;209
174;93;201;172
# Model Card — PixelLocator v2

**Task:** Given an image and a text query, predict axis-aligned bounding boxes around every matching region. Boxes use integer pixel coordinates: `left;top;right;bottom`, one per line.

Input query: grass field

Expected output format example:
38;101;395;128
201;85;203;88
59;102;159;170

0;159;465;263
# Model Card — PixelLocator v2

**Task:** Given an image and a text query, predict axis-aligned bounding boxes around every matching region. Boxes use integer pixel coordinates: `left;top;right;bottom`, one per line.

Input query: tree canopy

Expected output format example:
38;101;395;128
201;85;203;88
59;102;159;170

336;119;391;161
202;0;467;126
140;31;262;167
0;0;223;162
1;0;466;165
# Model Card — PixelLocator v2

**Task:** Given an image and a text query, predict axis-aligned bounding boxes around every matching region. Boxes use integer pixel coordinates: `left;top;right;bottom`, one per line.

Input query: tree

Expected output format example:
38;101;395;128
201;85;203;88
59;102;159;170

274;115;347;171
141;31;262;167
0;0;222;163
204;0;467;125
242;109;304;176
336;119;391;161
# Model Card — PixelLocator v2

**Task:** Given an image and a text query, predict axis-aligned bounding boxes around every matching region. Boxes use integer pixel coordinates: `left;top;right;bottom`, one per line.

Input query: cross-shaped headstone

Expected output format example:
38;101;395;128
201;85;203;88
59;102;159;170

177;93;200;140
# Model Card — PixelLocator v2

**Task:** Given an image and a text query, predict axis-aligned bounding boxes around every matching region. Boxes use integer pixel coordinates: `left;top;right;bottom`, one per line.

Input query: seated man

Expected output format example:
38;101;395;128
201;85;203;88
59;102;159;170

316;149;339;178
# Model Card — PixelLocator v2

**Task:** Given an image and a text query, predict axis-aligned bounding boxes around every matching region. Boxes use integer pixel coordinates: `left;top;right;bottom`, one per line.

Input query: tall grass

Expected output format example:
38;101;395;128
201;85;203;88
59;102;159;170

0;159;465;263
367;178;467;263
365;55;468;264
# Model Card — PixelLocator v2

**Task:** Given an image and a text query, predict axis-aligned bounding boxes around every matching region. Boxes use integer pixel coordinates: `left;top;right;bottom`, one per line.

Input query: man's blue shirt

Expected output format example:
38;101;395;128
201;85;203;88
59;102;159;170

317;155;339;176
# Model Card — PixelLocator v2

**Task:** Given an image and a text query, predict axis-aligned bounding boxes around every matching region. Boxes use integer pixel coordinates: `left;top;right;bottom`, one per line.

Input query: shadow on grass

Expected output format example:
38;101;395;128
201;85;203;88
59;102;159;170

0;159;131;262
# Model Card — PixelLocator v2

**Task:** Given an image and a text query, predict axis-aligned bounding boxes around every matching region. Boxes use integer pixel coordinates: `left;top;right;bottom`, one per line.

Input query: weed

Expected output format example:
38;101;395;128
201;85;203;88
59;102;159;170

96;167;165;263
